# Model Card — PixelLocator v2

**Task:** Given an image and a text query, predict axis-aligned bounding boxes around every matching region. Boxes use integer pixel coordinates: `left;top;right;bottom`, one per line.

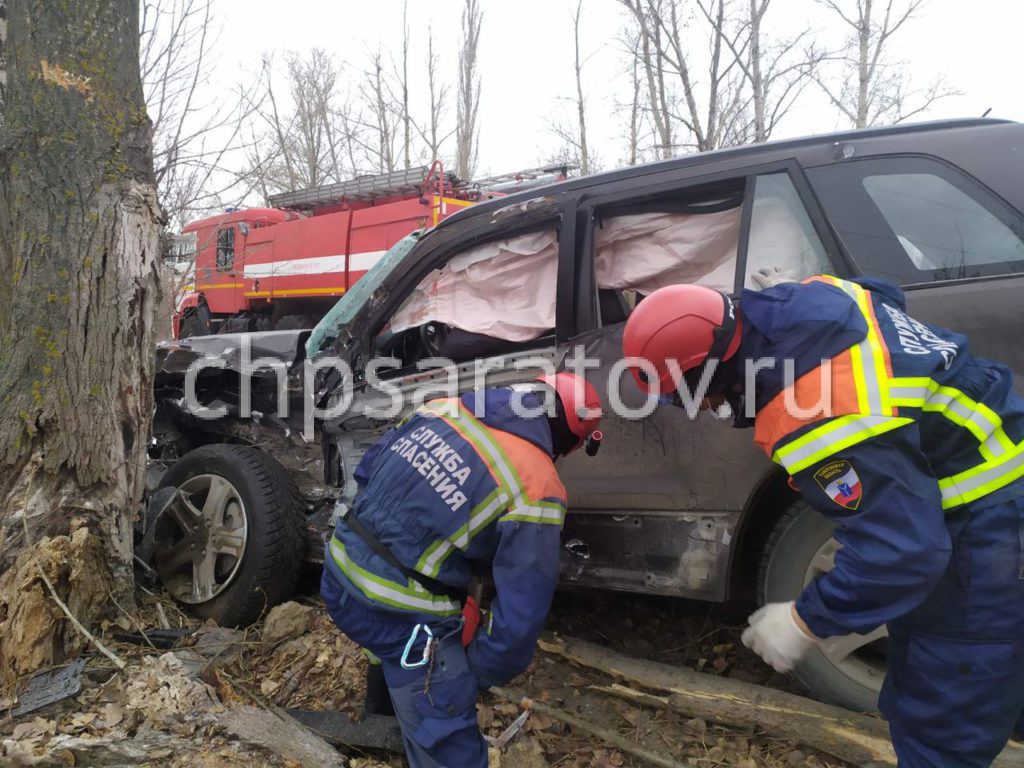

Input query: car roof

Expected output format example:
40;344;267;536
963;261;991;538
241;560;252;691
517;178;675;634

442;118;1014;227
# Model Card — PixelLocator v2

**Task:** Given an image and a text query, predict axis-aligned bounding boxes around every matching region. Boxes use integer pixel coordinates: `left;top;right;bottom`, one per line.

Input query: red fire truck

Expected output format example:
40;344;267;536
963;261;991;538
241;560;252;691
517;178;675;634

172;163;570;338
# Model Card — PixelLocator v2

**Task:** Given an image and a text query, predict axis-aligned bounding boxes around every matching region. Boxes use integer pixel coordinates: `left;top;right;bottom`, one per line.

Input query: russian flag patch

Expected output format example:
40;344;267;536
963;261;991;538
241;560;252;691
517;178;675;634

813;459;862;511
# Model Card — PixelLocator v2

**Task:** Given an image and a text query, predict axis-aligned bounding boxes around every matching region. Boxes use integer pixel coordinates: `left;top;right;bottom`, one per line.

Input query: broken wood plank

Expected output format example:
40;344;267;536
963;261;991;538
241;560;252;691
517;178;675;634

490;685;692;768
540;635;1024;768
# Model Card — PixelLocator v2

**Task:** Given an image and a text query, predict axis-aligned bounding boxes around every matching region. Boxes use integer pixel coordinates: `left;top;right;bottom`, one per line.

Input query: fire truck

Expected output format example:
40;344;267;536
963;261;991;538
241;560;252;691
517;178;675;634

172;163;570;338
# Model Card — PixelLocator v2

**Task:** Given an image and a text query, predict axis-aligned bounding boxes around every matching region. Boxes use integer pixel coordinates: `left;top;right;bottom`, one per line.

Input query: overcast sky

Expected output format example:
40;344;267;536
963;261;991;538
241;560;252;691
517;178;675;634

209;0;1024;179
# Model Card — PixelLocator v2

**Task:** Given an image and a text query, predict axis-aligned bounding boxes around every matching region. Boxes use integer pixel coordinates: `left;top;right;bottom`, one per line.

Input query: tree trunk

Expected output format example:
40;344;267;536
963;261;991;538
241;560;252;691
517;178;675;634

749;0;766;142
0;0;161;682
456;0;482;179
857;0;871;128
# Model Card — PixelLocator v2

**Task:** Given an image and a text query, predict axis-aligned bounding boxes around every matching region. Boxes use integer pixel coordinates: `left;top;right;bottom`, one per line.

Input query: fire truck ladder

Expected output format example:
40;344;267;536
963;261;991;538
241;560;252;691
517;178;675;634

267;166;439;210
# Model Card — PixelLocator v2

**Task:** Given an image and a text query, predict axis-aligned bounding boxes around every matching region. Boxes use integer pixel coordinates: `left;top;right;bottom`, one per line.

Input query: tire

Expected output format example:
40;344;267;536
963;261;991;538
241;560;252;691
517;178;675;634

178;311;208;339
759;500;887;712
274;314;318;331
154;444;306;627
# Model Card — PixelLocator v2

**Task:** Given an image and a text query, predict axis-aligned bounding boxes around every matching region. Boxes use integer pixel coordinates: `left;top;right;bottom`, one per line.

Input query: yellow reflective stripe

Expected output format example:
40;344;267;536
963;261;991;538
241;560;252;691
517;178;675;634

329;537;461;615
888;376;1014;461
501;500;566;526
773;414;913;474
415;489;510;578
938;442;1024;509
824;277;892;416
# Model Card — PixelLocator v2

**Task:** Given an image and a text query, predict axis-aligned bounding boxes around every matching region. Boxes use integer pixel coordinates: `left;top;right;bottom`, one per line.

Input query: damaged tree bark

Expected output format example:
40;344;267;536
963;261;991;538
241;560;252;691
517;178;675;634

0;0;162;681
540;635;1024;768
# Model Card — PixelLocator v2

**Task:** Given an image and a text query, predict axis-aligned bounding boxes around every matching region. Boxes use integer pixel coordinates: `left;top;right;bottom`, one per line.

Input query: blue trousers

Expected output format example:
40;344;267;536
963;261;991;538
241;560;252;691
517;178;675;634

879;494;1024;767
321;572;488;768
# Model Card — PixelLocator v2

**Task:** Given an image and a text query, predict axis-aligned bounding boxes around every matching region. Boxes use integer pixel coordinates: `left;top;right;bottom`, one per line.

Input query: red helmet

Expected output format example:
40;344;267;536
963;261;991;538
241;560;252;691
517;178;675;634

621;284;741;395
536;372;603;448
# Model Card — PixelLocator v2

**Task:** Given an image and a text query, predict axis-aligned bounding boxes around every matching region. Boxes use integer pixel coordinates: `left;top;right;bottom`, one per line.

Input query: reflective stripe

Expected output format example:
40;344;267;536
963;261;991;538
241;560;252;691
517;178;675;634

501;501;566;526
773;414;913;474
329;537;461;615
889;376;1014;461
815;276;893;417
939;443;1024;509
416;490;510;577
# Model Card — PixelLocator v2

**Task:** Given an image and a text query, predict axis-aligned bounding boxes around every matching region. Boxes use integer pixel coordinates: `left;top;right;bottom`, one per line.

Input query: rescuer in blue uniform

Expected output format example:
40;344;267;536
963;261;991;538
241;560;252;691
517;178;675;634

622;274;1024;767
321;374;602;768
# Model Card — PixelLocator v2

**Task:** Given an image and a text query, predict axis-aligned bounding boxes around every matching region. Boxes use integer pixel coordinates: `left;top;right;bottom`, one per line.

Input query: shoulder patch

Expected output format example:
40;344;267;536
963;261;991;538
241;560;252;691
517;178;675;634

813;459;862;511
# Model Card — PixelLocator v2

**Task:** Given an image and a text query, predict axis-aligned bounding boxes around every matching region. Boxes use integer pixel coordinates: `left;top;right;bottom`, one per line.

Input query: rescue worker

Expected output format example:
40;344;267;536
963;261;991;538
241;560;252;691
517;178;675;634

321;374;602;768
622;274;1024;767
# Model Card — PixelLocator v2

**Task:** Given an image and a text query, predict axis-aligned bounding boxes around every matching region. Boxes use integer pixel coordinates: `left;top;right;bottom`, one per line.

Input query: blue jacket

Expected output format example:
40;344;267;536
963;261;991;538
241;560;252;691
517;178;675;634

323;388;568;687
741;276;1024;638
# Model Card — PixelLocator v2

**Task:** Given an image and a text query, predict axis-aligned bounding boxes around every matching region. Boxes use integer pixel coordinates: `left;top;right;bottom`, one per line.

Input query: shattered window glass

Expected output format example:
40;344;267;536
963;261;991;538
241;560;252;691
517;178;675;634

306;231;422;357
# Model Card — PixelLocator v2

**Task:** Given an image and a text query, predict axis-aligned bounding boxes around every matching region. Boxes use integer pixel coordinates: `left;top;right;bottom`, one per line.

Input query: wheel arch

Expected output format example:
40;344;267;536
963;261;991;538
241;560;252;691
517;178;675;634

726;466;800;600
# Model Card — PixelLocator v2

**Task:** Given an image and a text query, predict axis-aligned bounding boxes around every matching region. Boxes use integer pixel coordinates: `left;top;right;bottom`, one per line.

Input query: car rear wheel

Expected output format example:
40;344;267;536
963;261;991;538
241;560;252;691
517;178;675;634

154;444;306;627
759;500;887;712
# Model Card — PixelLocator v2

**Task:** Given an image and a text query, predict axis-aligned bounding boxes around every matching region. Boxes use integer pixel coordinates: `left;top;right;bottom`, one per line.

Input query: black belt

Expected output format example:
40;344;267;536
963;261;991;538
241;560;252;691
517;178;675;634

338;506;468;603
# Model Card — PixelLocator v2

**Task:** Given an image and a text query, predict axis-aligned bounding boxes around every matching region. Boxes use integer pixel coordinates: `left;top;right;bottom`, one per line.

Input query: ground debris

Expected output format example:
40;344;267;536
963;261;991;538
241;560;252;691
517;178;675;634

262;601;315;645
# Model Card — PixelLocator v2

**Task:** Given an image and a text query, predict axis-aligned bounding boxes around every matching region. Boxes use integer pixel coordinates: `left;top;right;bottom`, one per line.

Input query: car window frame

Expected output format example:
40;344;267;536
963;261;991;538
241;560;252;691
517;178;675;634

215;226;235;273
341;207;570;378
804;153;1024;286
572;159;851;334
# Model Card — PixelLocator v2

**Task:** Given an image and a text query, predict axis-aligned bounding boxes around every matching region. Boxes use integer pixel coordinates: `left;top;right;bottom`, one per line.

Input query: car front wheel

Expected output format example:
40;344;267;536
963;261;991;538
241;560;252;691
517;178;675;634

153;444;306;627
760;501;887;712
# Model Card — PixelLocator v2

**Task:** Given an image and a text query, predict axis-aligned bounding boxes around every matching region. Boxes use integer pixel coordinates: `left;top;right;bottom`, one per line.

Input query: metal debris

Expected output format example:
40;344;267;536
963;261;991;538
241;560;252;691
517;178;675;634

11;659;86;717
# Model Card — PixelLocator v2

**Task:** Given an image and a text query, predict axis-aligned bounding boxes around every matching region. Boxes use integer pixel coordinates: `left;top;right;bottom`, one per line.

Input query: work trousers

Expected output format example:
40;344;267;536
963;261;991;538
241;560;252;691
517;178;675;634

322;571;488;768
879;494;1024;766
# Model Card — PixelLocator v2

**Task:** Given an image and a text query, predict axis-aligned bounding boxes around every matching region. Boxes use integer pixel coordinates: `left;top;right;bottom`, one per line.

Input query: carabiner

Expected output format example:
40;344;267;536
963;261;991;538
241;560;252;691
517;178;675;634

400;623;434;670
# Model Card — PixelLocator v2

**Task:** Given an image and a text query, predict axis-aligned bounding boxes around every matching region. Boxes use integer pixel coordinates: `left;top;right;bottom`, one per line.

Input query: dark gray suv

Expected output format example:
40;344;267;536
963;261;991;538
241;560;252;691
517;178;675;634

149;118;1024;711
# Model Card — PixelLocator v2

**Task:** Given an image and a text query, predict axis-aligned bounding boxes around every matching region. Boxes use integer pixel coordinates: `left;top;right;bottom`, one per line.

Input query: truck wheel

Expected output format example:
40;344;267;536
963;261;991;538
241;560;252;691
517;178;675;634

153;444;306;627
178;311;208;338
274;314;318;330
759;501;887;712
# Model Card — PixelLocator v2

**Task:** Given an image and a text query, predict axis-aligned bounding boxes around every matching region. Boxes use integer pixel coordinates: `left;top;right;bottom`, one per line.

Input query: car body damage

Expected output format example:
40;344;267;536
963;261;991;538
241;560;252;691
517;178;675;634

145;119;1024;710
151;330;334;562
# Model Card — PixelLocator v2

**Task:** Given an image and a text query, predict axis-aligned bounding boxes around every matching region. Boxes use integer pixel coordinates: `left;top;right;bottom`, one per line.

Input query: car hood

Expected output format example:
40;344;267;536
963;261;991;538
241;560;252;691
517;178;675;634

155;330;310;376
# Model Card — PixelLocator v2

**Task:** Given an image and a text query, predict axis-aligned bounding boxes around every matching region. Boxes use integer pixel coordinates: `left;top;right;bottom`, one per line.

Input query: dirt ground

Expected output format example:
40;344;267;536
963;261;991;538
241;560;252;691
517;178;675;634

0;586;856;767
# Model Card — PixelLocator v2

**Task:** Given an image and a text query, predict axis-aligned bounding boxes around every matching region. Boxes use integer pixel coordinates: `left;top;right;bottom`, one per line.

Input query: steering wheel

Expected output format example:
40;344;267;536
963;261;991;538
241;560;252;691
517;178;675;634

419;322;449;359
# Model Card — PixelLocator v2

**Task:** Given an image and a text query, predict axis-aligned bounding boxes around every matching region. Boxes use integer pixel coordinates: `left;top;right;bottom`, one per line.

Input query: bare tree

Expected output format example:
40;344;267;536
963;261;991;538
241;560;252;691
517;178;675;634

244;50;357;194
456;0;483;179
140;0;260;228
0;0;161;679
363;50;398;174
550;0;597;175
695;0;822;143
622;0;750;154
624;33;645;165
814;0;954;128
414;27;454;163
397;1;413;169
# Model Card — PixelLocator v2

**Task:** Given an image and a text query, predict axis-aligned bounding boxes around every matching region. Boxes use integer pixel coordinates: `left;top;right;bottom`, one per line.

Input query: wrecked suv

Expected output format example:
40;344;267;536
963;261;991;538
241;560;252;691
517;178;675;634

146;118;1024;711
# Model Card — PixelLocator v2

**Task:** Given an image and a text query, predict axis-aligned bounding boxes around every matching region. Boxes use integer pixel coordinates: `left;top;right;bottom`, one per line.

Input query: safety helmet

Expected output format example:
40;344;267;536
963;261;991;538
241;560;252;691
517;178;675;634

622;284;741;395
536;372;603;450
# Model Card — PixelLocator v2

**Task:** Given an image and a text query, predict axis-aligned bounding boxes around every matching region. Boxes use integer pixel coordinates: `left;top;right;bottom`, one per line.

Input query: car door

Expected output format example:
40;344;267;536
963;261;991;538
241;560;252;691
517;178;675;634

805;155;1024;381
556;162;848;600
324;208;576;507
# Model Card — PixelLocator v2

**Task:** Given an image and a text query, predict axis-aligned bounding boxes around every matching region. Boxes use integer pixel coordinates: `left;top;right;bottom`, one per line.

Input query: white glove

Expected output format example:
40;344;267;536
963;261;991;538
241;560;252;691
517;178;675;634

750;266;798;290
741;601;817;673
